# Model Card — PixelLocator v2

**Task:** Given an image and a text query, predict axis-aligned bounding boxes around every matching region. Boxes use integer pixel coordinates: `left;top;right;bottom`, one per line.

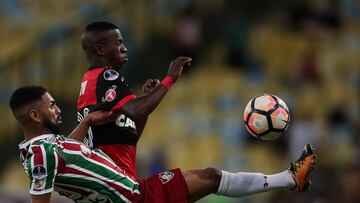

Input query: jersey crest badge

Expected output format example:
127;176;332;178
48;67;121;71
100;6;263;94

159;171;174;184
102;85;117;102
103;69;120;81
32;165;47;179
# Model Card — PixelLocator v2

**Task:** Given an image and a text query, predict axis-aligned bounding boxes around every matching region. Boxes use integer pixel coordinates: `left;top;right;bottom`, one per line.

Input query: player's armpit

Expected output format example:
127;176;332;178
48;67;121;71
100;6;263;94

120;84;168;121
31;193;51;203
134;116;148;139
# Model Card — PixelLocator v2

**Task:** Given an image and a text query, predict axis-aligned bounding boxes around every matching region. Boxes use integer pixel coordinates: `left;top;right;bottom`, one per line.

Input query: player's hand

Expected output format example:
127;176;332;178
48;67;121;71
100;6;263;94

143;79;160;94
167;56;192;82
85;110;118;126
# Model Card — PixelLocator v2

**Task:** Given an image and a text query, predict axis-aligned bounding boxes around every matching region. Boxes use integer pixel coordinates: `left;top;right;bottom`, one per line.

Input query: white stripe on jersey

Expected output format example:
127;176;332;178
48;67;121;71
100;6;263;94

67;164;140;194
54;149;59;182
40;145;47;171
30;188;54;196
62;148;139;186
77;112;84;122
30;148;35;172
58;173;131;203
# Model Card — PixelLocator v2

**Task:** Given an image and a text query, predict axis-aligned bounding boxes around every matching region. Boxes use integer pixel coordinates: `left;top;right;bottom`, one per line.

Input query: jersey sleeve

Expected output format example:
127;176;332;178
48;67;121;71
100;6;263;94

26;143;58;195
94;69;136;112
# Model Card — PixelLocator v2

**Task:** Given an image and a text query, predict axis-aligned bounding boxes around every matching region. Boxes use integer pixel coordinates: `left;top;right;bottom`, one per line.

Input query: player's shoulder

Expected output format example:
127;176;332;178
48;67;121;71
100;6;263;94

28;135;59;153
83;66;120;82
101;68;123;82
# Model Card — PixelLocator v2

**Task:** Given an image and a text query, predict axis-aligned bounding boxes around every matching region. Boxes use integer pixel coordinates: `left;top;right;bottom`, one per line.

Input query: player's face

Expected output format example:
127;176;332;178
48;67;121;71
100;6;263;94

103;29;128;68
37;93;62;134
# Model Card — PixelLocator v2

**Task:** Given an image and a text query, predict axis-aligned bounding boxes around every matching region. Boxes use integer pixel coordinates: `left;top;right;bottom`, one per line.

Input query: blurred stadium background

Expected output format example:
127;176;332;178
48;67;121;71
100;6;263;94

0;0;359;202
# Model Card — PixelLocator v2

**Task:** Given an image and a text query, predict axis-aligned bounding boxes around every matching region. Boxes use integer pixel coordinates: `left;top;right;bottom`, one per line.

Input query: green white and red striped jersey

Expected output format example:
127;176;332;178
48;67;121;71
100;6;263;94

19;134;141;203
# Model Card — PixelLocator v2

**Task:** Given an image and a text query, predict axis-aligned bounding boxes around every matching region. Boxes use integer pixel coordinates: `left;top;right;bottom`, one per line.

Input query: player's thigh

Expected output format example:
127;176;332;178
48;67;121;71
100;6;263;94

182;167;221;201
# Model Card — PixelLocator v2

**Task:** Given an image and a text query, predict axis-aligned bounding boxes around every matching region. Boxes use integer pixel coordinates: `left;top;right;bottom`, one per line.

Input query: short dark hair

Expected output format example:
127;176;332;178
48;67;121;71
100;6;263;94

9;85;47;112
84;21;119;32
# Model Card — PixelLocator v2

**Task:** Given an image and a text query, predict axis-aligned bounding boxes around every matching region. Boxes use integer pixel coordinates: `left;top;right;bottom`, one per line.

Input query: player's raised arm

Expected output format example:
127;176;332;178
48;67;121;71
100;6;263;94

68;110;118;141
31;194;51;203
120;56;192;121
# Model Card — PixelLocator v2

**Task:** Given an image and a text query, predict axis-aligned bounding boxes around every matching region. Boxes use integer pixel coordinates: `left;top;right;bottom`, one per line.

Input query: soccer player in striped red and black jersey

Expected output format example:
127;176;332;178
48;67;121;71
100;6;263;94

77;21;191;180
11;85;316;203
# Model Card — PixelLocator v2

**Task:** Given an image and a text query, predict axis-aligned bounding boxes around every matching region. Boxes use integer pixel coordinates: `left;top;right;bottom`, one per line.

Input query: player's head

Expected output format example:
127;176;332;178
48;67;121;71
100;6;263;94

81;21;128;69
9;85;62;134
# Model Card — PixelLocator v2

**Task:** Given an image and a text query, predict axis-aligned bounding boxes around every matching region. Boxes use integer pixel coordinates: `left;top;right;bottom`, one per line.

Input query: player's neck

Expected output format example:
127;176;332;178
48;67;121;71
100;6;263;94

88;59;122;70
23;126;53;142
88;58;109;68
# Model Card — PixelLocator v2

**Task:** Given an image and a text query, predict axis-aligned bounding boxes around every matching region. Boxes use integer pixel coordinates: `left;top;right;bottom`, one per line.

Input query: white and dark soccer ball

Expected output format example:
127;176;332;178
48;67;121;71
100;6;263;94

243;94;290;140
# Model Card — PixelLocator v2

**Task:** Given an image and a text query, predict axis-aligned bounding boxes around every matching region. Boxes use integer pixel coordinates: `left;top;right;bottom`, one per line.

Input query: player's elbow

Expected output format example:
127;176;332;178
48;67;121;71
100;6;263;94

121;103;147;121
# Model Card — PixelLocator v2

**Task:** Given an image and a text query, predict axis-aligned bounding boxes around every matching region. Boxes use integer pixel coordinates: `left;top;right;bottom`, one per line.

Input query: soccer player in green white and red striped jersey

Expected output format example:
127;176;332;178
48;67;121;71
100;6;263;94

13;86;142;202
10;85;316;203
19;134;141;202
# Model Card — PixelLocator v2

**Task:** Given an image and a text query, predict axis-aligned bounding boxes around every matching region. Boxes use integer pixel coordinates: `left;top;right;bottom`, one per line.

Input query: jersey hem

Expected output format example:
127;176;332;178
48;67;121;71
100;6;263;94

30;188;54;195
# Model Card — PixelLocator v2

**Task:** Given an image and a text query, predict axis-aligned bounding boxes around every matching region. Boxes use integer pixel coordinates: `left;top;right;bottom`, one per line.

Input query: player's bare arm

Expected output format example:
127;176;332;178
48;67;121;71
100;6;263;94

31;194;51;203
68;110;117;141
120;56;192;121
134;78;160;138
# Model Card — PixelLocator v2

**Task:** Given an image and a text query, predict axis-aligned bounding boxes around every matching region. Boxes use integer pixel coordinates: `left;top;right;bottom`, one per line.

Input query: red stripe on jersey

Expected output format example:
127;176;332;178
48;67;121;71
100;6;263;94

112;94;136;111
31;146;44;166
64;141;124;174
56;152;65;172
97;144;137;180
77;68;105;109
64;142;80;151
89;152;124;173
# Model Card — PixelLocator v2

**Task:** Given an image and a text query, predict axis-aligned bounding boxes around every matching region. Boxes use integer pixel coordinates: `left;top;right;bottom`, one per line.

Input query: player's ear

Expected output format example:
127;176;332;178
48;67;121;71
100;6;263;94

94;44;105;56
29;109;42;123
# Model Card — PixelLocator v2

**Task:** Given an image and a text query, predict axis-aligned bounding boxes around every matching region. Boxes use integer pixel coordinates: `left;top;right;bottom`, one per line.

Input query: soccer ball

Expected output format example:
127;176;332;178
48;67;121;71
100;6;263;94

243;94;290;140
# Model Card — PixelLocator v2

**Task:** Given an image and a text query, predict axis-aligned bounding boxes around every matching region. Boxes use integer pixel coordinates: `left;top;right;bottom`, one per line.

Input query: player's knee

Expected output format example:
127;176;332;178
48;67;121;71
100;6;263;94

201;167;222;182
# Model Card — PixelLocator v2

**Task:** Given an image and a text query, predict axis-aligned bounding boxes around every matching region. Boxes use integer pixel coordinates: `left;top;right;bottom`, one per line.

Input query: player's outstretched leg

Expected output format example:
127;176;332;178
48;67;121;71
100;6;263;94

288;144;316;192
182;144;317;202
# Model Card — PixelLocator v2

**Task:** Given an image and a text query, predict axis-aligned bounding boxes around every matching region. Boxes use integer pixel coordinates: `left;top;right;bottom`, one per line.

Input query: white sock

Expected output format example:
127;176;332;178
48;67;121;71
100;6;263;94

216;170;295;197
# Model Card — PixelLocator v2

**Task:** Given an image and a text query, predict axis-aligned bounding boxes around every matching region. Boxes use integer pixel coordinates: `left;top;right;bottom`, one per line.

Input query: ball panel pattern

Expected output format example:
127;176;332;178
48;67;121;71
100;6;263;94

271;107;289;129
244;94;290;141
248;113;269;134
254;95;276;112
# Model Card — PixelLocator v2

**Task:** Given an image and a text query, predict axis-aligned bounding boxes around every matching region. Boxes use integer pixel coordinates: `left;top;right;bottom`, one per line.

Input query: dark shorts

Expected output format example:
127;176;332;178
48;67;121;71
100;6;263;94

138;168;189;203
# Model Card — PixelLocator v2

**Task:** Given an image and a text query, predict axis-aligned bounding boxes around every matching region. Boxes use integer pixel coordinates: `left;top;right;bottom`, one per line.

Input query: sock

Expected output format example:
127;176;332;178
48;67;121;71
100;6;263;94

216;170;295;197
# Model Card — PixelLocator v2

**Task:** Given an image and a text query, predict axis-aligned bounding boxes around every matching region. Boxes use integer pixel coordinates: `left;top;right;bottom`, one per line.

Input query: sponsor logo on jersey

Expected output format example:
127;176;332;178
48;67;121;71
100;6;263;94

115;114;136;129
103;69;120;81
80;143;92;157
57;186;111;202
102;85;117;102
33;178;46;190
159;171;174;184
32;165;47;190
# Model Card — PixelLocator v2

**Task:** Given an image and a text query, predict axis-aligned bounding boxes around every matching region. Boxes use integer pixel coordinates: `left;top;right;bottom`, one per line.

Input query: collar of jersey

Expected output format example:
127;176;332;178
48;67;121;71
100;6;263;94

88;65;111;70
18;134;54;149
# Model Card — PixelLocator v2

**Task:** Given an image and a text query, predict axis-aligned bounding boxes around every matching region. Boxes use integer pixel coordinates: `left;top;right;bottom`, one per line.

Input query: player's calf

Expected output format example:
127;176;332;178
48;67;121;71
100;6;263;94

183;167;222;202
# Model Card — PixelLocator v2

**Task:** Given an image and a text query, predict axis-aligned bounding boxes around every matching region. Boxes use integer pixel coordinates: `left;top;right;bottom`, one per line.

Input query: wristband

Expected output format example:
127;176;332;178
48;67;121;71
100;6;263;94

161;76;174;89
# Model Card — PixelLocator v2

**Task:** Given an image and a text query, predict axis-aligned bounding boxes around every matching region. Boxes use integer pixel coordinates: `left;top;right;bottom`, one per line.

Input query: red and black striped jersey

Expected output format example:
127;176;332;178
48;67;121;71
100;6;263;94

77;66;138;179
